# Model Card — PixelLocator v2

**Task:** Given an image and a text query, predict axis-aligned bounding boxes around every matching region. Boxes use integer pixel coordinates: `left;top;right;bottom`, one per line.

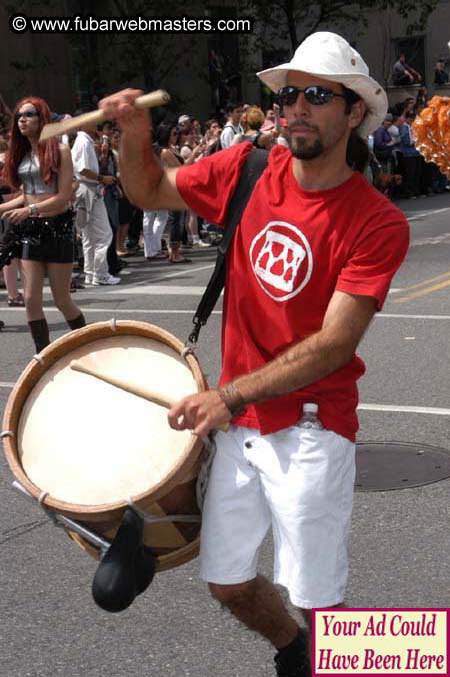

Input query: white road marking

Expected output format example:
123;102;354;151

406;207;450;222
1;307;221;314
0;378;448;418
106;285;211;296
403;207;450;246
3;308;450;320
410;233;450;247
357;404;450;416
116;263;215;287
376;313;450;320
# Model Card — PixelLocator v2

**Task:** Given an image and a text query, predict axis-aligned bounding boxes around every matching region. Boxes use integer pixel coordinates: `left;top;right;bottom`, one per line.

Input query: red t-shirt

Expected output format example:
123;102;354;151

176;143;409;441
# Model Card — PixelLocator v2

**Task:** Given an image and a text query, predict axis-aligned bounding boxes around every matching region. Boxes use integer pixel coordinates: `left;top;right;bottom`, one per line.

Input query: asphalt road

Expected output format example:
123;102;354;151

1;193;449;677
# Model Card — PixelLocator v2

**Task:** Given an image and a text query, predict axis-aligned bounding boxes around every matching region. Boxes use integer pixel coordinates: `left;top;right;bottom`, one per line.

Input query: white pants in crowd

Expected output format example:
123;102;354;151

142;209;168;257
75;184;112;282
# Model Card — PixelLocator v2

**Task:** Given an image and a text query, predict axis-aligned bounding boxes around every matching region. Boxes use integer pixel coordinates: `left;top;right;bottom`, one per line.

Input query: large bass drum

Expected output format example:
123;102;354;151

2;320;208;574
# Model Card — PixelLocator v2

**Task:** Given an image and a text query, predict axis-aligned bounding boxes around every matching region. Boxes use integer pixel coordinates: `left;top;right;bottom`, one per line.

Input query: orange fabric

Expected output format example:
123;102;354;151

412;96;450;177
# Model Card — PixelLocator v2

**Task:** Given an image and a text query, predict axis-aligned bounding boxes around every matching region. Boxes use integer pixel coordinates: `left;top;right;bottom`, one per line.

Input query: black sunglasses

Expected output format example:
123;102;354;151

15;111;39;120
277;86;346;107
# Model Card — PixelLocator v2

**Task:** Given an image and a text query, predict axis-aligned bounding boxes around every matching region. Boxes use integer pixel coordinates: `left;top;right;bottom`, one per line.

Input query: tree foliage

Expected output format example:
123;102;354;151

4;0;442;109
240;0;440;53
6;0;208;110
98;0;205;92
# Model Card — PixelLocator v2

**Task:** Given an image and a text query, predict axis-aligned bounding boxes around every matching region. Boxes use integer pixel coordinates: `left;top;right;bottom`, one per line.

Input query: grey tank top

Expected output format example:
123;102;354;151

17;153;57;194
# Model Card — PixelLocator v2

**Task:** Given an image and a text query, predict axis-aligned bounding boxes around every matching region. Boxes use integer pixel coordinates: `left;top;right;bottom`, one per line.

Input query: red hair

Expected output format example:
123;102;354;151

1;96;60;190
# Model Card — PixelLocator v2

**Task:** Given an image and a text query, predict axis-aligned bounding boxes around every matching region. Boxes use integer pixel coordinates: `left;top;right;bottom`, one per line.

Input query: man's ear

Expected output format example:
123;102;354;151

348;100;367;130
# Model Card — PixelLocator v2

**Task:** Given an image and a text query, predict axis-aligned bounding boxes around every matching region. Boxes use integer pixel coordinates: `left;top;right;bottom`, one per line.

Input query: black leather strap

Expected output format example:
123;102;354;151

188;148;269;345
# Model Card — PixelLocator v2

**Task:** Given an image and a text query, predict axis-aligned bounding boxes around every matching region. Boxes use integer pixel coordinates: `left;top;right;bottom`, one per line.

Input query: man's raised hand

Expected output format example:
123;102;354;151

99;89;150;133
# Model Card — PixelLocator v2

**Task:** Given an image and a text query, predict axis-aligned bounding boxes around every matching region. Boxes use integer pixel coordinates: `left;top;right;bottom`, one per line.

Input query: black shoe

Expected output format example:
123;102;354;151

109;263;125;275
0;320;4;330
274;629;311;676
71;276;85;290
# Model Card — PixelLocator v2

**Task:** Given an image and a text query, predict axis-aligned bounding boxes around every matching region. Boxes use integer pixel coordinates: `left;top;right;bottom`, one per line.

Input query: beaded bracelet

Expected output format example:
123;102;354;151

218;383;247;417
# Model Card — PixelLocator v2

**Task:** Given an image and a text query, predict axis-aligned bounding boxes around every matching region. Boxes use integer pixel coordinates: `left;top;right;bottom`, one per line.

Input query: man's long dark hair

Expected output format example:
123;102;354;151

342;85;369;173
346;130;369;173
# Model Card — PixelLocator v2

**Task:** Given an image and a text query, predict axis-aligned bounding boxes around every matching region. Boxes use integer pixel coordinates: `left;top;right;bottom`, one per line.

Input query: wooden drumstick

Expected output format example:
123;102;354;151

70;359;176;408
70;359;229;432
39;89;171;142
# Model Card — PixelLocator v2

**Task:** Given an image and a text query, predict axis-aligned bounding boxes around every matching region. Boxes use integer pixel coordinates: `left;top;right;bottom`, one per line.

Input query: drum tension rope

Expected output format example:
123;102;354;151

38;490;59;526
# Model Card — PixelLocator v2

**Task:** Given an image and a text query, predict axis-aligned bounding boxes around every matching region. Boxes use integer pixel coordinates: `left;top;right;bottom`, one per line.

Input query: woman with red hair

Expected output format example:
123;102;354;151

0;96;85;353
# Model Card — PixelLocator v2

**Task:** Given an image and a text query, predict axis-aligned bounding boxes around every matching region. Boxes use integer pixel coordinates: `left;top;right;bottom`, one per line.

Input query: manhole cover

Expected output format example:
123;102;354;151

355;442;450;492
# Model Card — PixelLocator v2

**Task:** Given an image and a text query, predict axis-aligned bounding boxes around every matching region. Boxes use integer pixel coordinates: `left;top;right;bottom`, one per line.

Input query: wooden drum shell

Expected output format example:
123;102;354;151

2;321;207;572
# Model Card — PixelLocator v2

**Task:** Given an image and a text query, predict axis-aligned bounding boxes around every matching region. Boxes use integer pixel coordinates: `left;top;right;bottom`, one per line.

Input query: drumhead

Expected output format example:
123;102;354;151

17;334;199;506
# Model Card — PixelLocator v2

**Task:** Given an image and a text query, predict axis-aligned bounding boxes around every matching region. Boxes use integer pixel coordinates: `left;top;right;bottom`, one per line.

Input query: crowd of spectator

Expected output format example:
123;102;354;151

0;81;449;316
0;93;292;308
392;53;450;88
392;54;422;86
434;59;449;86
370;88;449;199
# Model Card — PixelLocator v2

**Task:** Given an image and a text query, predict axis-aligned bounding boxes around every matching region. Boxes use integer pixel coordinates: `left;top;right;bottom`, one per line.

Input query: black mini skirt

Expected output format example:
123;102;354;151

14;211;75;263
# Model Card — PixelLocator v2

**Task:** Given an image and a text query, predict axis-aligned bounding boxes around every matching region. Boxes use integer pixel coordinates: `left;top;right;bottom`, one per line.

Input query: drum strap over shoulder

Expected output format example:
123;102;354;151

188;148;269;346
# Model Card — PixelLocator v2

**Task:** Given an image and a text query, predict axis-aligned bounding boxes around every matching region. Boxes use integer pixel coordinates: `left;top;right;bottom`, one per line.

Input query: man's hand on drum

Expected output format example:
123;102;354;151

168;391;232;438
98;89;150;135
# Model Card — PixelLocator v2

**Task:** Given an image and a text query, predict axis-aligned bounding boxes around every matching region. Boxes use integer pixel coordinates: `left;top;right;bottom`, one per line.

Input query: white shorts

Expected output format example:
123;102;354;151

199;424;355;609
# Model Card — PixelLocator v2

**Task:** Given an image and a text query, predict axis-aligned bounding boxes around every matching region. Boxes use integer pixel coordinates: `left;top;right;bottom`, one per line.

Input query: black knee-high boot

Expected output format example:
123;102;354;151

28;318;50;353
66;312;86;331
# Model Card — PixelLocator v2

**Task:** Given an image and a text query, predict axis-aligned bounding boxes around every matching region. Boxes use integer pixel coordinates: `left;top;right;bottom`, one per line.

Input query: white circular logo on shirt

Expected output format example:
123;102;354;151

249;221;313;302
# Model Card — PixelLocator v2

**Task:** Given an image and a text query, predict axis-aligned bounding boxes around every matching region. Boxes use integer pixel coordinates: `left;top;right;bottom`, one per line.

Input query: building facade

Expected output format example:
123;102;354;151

1;2;449;120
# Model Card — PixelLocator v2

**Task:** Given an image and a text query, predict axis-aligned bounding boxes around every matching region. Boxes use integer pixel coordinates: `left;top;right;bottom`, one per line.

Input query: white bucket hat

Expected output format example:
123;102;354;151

257;31;387;138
